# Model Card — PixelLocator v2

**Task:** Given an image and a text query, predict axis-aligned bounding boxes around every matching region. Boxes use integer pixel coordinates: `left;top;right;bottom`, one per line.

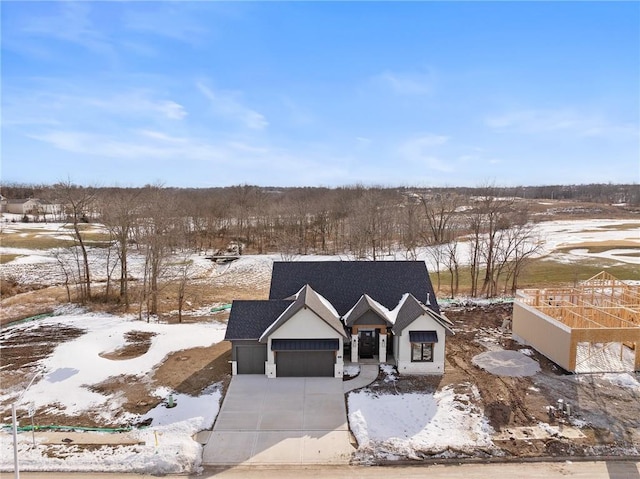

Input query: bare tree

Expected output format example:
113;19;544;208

53;180;95;303
52;248;72;302
348;189;387;260
476;192;517;297
176;255;193;323
400;194;422;260
420;192;461;244
99;188;143;308
502;222;541;294
425;244;446;293
444;234;461;298
135;185;177;319
467;208;483;298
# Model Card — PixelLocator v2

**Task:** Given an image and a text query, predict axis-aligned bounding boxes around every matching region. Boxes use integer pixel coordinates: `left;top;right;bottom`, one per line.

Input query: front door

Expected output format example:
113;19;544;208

359;330;375;358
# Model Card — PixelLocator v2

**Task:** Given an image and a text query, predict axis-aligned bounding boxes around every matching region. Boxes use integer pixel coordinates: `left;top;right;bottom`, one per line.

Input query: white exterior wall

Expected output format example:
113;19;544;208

351;334;358;363
5;200;62;216
378;333;387;363
6;202;30;214
266;307;344;378
395;314;447;375
512;299;573;371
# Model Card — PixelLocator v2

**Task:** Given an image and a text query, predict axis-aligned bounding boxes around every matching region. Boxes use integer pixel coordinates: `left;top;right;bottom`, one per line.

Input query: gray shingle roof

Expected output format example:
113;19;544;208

224;299;293;341
269;261;440;315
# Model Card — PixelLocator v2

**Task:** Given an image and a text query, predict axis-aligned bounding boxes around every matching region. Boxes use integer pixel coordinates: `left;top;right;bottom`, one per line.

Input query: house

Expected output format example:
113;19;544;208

224;261;454;378
2;198;61;216
513;271;640;373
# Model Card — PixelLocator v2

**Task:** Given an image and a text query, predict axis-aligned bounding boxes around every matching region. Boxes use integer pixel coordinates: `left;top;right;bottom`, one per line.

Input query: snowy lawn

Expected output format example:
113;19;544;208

348;378;495;461
2;219;638;289
0;310;227;474
343;364;361;377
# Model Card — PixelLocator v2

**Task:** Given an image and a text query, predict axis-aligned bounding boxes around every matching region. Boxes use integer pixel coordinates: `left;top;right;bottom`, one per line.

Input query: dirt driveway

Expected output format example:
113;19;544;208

202;376;355;465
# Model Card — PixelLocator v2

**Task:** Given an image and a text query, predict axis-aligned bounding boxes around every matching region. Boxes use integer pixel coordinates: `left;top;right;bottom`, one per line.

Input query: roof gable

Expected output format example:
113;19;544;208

259;284;347;342
224;299;293;341
391;293;454;335
344;294;393;327
269;261;439;316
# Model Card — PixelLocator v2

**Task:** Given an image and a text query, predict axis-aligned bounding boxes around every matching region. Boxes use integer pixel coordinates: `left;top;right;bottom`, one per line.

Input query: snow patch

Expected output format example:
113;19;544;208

343;364;361;377
348;385;494;459
601;373;640;390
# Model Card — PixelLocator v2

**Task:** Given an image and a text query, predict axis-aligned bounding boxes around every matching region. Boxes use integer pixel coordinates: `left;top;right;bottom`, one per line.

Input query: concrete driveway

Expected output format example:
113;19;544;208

202;376;355;465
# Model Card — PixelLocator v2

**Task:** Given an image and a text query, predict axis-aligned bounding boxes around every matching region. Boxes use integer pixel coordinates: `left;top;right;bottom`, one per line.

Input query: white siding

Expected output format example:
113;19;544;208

395;314;447;375
512;300;572;371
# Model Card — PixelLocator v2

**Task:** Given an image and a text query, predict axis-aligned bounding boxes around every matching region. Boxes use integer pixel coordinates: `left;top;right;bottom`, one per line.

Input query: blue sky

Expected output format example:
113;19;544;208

2;1;638;188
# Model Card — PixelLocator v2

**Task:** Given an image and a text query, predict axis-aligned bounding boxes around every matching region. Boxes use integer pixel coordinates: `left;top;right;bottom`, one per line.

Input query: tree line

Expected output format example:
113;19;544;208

2;181;638;317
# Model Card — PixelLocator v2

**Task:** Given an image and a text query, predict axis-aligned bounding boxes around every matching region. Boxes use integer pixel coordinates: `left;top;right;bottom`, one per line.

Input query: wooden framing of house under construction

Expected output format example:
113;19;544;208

512;272;640;373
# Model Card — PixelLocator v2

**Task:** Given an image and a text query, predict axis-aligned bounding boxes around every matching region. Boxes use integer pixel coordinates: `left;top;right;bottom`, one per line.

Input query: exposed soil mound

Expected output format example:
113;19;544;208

99;331;157;360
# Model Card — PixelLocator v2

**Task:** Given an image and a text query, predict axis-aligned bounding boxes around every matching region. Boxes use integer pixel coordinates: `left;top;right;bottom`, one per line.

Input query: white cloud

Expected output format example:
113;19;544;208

137;130;188;143
29;130;93;154
155;100;188;120
122;4;209;45
398;134;453;173
485;108;638;139
23;2;95;42
26;128;350;186
227;141;269;154
196;81;268;130
281;97;314;126
70;91;188;120
374;69;435;95
30;130;222;162
17;2;118;62
4;85;188;125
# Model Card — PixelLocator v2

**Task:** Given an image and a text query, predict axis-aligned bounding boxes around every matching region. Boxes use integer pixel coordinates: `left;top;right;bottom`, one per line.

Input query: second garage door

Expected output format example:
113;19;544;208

236;344;267;374
276;350;335;377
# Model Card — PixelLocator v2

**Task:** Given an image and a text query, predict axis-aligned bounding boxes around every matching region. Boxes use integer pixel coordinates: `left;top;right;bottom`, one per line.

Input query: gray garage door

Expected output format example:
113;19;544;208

236;345;267;374
276;351;335;377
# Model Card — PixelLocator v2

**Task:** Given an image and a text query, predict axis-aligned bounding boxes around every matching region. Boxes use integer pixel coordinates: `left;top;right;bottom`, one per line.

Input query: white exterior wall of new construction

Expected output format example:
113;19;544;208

512;299;574;372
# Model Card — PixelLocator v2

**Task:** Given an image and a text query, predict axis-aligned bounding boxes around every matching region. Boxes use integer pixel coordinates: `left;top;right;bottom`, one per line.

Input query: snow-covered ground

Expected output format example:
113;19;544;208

0;310;226;474
574;342;636;373
1;217;639;472
348;375;494;461
2;218;639;289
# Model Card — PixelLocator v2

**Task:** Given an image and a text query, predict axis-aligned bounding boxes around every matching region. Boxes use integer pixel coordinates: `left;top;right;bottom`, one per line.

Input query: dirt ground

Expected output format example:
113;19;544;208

2;300;638;460
1;235;639;459
367;302;640;459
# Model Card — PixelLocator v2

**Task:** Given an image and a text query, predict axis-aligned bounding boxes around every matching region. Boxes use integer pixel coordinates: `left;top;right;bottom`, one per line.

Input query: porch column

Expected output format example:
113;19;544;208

379;333;387;363
351;334;359;363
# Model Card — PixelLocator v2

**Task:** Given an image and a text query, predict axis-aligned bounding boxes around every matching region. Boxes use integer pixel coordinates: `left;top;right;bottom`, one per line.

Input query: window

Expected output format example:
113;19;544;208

411;342;434;362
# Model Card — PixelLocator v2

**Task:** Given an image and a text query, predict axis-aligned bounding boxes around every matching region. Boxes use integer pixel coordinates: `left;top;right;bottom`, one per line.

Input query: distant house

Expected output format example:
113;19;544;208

2;198;61;216
224;261;453;378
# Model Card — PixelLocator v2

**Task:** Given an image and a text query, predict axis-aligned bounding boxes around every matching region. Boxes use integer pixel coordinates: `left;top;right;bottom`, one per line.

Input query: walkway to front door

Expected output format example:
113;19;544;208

202;376;354;465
